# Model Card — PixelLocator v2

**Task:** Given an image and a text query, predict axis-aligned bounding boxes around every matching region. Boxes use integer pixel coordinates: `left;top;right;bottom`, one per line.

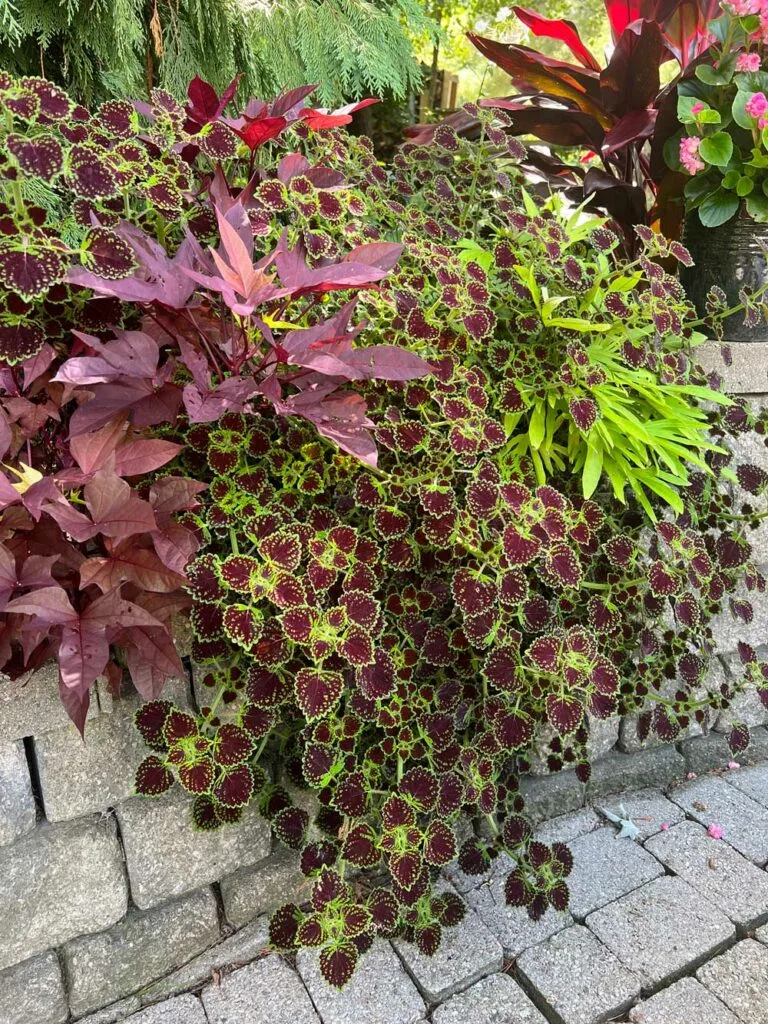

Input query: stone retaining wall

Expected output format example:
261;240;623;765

1;342;767;1023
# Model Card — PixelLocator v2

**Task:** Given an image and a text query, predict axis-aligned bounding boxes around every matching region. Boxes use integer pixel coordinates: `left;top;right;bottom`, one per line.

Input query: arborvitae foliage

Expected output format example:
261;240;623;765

0;0;434;107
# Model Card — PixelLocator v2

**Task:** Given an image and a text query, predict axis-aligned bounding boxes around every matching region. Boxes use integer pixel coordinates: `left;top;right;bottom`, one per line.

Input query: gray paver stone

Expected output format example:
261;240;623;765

0;663;98;742
0;815;127;971
117;789;271;908
587;746;685;799
668;775;768;864
565;827;663;919
123;994;208;1024
697;939;768;1024
696;341;768;393
33;707;149;822
220;845;307;927
462;852;572;956
138;917;269;1004
516;924;641;1024
0;738;35;845
645;820;768;928
297;940;425;1024
519;769;584;824
431;973;548;1024
533;807;600;844
714;678;768;732
63;886;221;1016
595;788;684;840
628;977;740;1024
0;951;68;1024
756;923;768;947
202;956;320;1024
722;762;768;807
393;882;502;1002
678;729;768;775
586;875;735;990
75;995;142;1024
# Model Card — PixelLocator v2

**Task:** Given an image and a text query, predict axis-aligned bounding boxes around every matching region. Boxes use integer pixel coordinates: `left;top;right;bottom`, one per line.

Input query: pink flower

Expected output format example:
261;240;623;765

746;90;768;118
727;760;740;770
660;823;670;831
691;101;705;115
736;51;762;72
680;137;704;175
707;823;724;839
686;771;697;780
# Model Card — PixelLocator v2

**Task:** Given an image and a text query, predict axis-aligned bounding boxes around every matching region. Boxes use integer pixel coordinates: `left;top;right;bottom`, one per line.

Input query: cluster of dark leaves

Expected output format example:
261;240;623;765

121;106;768;986
0;75;428;728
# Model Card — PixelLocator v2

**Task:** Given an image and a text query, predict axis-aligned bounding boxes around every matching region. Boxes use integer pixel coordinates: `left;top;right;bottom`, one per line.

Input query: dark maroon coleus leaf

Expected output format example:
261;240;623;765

269;903;301;950
134;755;173;796
295;668;344;721
273;806;310;849
320;943;359;989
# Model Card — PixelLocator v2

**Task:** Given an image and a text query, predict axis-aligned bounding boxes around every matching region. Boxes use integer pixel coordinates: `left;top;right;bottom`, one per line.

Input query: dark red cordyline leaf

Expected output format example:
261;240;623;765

214;723;254;765
192;795;220;831
269;903;300;950
648;561;679;598
496;712;534;750
164;710;197;744
513;6;600;69
301;841;339;877
135;755;173;796
568;397;599;432
415;923;442;956
424;820;457;865
546;694;583;735
728;723;750;754
320;943;358;989
312;869;347;910
297;915;325;947
390;850;423;890
367;888;399;932
504;869;528;907
342;823;380;867
7;133;63;179
213;764;254;807
274;806;309;849
179;759;215;794
295;668;344;721
400;766;438;810
503;526;540;566
135;700;172;748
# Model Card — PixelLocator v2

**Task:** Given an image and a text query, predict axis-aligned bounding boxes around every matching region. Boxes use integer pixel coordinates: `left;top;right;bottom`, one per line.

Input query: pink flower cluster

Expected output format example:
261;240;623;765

680;136;704;174
736;51;762;72
746;90;768;117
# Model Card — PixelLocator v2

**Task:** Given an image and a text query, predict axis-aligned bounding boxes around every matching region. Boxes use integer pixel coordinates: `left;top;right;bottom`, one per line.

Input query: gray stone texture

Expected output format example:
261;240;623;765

628;977;741;1024
528;717;618;775
697;939;768;1024
62;886;221;1016
565;827;664;919
533;807;600;845
138;917;269;1005
722;761;768;805
587;746;685;799
757;922;768;945
710;576;768;652
431;973;548;1024
297;940;425;1024
679;728;768;775
393;883;502;1002
714;660;768;731
76;995;142;1024
220;845;307;927
0;738;36;845
645;820;768;928
33;707;148;822
0;815;127;971
697;342;768;392
668;774;768;864
586;876;735;989
202;956;320;1024
519;769;585;824
619;669;720;754
0;951;69;1024
117;789;271;908
595;788;684;840
462;852;572;956
123;994;208;1024
0;663;98;743
516;924;641;1024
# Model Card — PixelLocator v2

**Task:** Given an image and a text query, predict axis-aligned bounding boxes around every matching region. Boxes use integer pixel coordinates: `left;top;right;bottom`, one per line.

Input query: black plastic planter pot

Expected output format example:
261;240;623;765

681;208;768;343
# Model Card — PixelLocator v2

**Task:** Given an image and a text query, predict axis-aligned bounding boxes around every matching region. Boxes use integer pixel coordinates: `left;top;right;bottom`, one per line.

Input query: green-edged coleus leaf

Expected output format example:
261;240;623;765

0;244;66;300
269;903;301;950
423;820;457;866
342;823;380;867
135;754;173;796
135;700;173;749
295;668;344;721
319;942;358;988
273;805;310;849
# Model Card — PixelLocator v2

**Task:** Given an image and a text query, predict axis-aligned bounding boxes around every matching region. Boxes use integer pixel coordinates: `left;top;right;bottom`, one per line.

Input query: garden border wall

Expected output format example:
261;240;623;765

1;340;767;1022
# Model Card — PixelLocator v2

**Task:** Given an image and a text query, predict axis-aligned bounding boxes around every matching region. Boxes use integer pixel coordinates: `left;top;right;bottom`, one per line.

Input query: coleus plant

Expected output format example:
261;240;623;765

0;74;428;727
119;108;768;985
406;0;721;241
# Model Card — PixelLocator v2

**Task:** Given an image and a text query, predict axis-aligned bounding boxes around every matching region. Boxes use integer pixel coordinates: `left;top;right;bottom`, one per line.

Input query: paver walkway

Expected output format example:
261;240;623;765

98;762;768;1024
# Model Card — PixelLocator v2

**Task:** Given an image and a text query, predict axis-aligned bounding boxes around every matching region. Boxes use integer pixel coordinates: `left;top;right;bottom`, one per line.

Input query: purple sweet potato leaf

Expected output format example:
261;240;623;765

5;584;77;624
83;471;157;542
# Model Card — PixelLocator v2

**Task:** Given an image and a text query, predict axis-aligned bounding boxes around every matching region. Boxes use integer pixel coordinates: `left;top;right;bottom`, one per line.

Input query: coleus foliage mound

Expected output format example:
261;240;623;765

0;75;429;727
117;100;768;986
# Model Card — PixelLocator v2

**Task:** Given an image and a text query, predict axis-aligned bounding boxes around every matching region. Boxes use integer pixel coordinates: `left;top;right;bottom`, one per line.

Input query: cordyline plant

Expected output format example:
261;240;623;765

106;98;768;986
0;73;430;727
407;0;721;241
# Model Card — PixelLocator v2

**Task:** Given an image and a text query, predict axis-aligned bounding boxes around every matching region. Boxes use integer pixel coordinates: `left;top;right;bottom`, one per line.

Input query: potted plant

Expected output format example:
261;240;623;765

668;1;768;338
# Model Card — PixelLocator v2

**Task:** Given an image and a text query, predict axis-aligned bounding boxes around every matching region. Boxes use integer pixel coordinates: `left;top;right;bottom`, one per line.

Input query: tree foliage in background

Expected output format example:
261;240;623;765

0;0;435;107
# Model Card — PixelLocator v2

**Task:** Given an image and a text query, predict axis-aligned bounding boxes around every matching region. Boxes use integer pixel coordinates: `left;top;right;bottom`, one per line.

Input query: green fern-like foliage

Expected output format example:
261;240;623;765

0;0;435;106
